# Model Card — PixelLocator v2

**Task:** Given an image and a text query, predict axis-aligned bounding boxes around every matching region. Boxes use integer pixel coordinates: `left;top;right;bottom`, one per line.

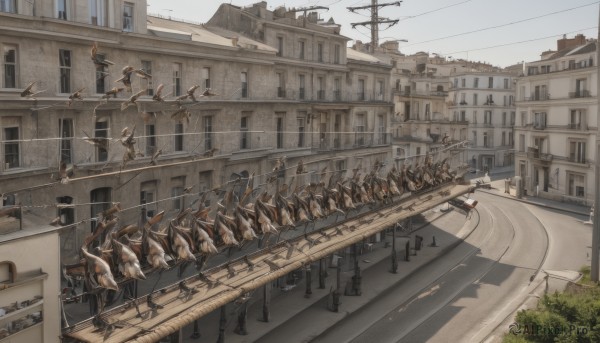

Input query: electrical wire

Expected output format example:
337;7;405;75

404;1;599;47
399;0;474;22
442;26;598;55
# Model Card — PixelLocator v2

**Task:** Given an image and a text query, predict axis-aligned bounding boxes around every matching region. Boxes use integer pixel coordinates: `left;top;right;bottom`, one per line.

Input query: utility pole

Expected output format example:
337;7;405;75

348;1;402;53
592;3;600;282
286;6;329;28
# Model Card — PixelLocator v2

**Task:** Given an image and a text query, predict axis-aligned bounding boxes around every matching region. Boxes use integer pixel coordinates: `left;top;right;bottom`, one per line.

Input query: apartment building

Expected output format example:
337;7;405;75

448;71;517;172
0;2;393;341
515;34;597;205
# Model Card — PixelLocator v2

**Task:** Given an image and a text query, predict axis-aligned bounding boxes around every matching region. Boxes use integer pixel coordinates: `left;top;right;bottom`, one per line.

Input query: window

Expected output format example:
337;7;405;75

203;116;212;151
503;96;507;106
59;119;73;164
90;187;111;231
485;94;494;105
3;45;16;88
460;93;466;104
317;76;325;100
377;80;384;100
453;78;458;88
575;78;588;98
501;132;506;146
473;93;478;105
57;196;74;226
141;60;153;95
570;109;585;129
297;115;305;148
241;72;248;98
3;127;19;169
569;141;586;163
488;77;493;88
334;78;341;101
474;77;479;88
277;72;285;98
568;173;585;197
460;111;466;121
502;112;506;126
298;41;305;59
509;95;514;106
140;181;157;218
317;42;323;62
461;78;465;87
504;78;509;89
334;44;340;64
59;49;71;93
484;111;492;124
510;112;515;126
358;79;365;101
145;124;156;156
57;0;68;20
377;115;386;144
202;67;210;89
472;131;477;146
472;110;477;124
174;123;183;151
0;0;16;13
240;115;250;149
123;2;134;32
171;177;185;211
94;119;108;162
172;63;181;96
509;132;514;147
299;74;305;100
89;0;107;26
277;36;283;57
95;53;107;94
520;111;527;127
276;115;284;149
533;112;546;129
355;113;365;146
483;132;490;148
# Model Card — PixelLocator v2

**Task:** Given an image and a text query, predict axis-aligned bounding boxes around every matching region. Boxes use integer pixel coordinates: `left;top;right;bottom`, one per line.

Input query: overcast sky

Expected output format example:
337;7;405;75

147;0;599;68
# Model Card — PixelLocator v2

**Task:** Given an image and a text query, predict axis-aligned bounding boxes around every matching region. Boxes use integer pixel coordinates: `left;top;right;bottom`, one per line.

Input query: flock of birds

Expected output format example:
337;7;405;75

67;155;456;317
14;42;460;333
20;42;219;181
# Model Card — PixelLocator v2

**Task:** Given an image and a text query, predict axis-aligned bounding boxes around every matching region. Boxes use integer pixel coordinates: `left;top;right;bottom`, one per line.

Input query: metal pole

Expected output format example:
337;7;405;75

261;283;271;322
319;258;326;289
593;3;600;282
217;305;226;343
391;225;398;273
305;265;312;298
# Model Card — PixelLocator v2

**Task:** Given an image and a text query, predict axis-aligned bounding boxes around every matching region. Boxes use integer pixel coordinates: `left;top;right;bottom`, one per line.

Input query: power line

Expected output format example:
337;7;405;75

442;26;598;55
405;1;600;47
399;0;474;21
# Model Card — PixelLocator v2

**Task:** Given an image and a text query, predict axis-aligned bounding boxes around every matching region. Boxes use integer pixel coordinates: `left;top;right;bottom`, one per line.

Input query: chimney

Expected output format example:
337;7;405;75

557;34;587;51
307;11;318;23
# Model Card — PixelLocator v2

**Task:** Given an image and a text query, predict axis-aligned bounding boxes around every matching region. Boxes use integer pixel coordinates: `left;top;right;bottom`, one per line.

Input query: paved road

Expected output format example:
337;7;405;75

309;191;590;343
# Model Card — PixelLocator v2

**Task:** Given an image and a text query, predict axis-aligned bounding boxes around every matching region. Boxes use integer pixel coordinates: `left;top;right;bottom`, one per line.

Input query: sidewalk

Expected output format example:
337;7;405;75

478;178;591;217
182;206;476;342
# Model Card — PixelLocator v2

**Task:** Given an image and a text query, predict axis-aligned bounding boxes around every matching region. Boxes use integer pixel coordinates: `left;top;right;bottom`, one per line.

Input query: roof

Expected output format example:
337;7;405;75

147;16;273;52
346;48;386;64
542;41;596;61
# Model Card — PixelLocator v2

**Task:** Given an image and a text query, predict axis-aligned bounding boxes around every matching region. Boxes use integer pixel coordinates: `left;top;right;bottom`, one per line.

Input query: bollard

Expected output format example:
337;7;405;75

431;235;438;247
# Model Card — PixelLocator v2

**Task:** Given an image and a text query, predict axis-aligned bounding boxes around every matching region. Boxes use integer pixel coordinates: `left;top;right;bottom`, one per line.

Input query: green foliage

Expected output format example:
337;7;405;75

502;267;600;343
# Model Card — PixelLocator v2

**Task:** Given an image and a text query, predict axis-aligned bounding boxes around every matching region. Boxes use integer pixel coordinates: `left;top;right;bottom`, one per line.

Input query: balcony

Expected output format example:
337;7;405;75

357;92;365;101
533;123;546;130
525;93;550;101
569;90;591;98
299;88;305;100
527;147;553;164
315;132;391;151
459;101;468;105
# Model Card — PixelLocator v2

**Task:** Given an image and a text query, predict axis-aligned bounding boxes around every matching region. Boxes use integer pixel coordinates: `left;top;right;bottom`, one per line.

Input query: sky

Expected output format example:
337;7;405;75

147;0;599;68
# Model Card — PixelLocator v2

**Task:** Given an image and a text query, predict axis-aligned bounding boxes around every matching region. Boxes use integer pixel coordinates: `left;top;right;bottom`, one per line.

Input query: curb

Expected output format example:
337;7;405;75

476;188;589;216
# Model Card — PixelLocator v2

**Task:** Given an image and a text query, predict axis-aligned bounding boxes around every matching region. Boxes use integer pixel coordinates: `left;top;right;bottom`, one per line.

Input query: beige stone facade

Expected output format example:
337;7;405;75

514;35;597;205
